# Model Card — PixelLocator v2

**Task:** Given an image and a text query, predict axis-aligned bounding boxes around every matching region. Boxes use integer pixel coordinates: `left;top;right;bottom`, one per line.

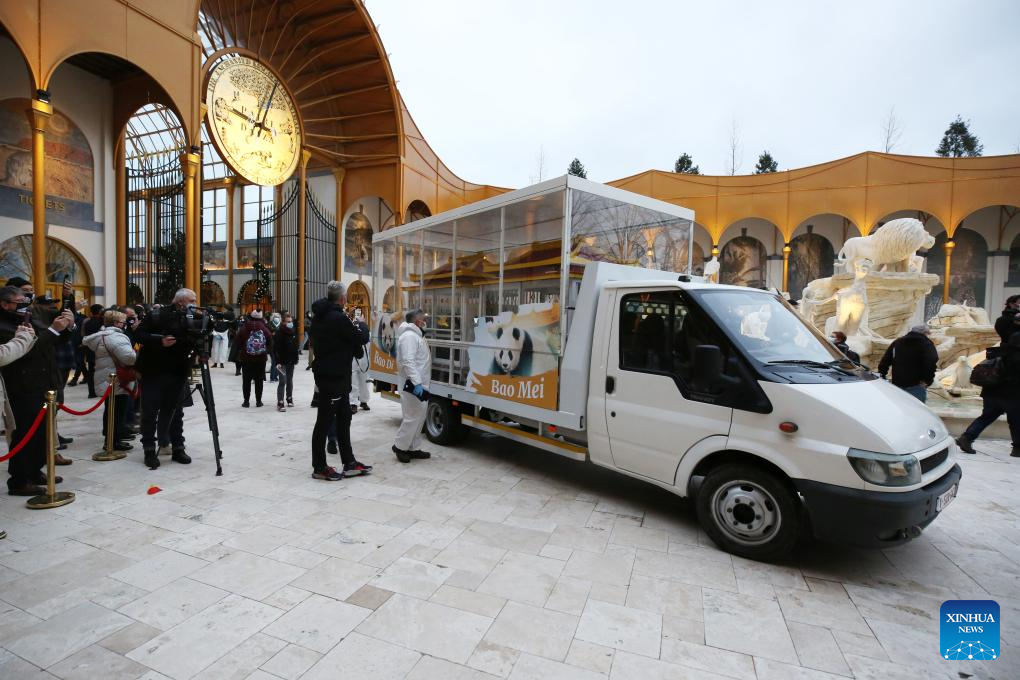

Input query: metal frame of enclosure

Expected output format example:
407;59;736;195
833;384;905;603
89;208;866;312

371;175;695;424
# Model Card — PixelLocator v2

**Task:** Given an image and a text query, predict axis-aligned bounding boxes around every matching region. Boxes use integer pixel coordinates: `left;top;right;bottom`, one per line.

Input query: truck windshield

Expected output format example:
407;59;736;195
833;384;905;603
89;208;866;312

693;289;842;365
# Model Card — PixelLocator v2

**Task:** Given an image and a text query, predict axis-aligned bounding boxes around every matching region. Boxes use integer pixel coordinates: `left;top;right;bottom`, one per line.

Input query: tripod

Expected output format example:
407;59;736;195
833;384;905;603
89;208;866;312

171;358;223;476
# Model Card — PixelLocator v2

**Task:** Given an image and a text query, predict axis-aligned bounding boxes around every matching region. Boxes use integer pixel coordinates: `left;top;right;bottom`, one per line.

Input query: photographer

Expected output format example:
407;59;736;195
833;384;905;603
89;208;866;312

134;288;199;469
995;295;1020;344
309;281;372;481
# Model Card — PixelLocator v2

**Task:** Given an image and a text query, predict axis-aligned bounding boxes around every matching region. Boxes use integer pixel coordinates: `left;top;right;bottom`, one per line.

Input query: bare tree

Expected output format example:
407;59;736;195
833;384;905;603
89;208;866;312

529;145;546;184
726;118;742;175
881;107;903;153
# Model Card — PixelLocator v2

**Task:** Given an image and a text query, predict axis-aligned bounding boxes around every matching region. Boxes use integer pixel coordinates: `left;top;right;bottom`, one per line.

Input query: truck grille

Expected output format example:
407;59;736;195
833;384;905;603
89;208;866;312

920;448;948;474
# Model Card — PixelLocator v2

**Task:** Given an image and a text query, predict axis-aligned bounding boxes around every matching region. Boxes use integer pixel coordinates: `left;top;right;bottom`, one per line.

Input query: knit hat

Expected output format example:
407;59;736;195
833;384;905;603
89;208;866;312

250;310;263;319
909;324;929;335
4;276;30;288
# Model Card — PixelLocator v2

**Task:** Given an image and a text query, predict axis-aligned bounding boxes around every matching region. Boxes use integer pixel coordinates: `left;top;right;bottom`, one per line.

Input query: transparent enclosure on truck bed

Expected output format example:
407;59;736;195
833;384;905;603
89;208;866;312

371;176;694;411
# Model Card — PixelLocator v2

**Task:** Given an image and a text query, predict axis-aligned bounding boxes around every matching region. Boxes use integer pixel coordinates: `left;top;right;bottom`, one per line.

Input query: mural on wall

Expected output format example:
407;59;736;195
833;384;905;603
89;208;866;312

788;232;835;301
201;280;226;308
0;98;95;228
0;234;91;298
720;235;768;288
345;211;373;275
925;228;987;319
1008;232;1020;284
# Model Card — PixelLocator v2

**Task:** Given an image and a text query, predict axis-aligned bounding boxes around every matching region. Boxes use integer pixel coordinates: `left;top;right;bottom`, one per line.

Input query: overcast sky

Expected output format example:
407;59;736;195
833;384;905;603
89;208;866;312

368;0;1020;188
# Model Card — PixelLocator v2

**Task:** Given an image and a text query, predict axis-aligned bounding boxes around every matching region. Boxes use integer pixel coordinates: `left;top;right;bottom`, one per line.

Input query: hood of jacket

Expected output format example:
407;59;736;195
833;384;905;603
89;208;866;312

311;297;338;320
82;325;125;351
397;321;422;338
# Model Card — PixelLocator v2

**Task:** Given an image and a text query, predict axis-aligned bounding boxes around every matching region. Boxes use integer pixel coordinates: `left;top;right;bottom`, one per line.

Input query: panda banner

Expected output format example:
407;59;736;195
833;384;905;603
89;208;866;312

466;302;561;411
371;311;398;374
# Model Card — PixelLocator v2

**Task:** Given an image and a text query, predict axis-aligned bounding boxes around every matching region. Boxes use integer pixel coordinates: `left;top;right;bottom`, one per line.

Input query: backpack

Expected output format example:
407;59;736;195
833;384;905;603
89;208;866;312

970;356;1004;388
245;328;267;356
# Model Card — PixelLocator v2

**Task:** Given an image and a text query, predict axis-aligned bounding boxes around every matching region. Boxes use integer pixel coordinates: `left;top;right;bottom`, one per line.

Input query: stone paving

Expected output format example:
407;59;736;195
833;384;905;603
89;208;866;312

1;359;1018;680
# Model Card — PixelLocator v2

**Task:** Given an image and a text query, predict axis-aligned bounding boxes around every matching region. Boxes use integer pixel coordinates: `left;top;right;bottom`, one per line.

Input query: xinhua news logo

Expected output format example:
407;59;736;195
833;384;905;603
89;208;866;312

940;600;999;661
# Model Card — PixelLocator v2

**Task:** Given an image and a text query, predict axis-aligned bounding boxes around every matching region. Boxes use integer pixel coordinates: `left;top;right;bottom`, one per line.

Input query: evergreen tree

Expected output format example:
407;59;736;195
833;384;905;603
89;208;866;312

567;158;587;178
754;150;778;174
936;116;983;157
673;153;700;174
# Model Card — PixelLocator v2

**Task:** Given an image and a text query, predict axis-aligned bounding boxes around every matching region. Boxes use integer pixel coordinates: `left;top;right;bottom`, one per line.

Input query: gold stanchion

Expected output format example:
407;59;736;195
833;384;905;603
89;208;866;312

27;390;75;509
93;373;125;461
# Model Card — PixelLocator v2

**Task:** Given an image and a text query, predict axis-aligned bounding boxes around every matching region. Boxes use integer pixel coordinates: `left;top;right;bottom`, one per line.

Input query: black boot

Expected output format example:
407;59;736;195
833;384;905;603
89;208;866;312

955;435;976;454
144;449;160;469
171;447;192;464
1011;446;1020;458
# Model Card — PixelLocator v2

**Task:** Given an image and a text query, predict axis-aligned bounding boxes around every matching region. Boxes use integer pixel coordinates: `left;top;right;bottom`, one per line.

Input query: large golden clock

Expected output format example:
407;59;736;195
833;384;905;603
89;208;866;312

205;56;301;186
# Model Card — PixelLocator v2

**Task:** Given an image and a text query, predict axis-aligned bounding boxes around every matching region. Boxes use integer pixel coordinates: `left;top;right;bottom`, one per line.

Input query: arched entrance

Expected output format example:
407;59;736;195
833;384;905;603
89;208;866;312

346;280;370;316
925;228;988;318
719;232;769;288
787;226;836;301
201;279;226;309
237;278;271;315
405;200;432;223
0;234;94;301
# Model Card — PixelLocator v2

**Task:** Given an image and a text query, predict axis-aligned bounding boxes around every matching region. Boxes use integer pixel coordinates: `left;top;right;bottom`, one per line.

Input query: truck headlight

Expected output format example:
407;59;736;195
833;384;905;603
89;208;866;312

847;449;921;486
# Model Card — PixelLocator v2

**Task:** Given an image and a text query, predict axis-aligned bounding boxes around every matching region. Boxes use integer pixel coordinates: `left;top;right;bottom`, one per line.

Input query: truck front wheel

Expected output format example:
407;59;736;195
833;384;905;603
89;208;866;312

695;464;800;561
424;398;466;445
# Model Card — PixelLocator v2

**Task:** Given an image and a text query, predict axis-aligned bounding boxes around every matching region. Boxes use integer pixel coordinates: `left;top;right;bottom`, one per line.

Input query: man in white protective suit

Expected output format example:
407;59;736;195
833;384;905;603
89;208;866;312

349;308;371;414
392;308;432;463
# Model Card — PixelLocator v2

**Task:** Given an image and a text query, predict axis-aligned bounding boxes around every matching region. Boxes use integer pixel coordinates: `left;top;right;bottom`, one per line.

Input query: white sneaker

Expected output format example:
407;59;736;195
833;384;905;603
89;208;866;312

158;445;171;457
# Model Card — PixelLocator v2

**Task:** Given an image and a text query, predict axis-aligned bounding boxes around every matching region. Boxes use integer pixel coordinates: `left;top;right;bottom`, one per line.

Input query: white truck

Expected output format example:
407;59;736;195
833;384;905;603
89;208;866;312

369;175;961;560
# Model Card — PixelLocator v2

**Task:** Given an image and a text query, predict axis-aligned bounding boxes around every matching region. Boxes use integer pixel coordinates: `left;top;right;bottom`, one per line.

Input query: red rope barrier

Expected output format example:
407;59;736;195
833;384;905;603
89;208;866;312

58;385;112;416
0;404;47;462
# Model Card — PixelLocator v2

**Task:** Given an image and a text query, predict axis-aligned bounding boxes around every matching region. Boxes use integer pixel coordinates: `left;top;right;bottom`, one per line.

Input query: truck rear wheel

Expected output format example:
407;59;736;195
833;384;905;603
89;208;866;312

424;398;465;445
695;463;800;561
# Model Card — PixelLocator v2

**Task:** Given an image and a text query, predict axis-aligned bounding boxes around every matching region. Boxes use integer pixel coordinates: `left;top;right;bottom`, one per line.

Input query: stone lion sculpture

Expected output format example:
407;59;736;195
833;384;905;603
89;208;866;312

837;218;936;274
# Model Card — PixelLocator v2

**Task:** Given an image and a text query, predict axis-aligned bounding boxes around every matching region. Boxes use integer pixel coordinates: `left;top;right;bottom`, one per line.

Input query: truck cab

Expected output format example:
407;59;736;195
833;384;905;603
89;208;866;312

586;278;961;560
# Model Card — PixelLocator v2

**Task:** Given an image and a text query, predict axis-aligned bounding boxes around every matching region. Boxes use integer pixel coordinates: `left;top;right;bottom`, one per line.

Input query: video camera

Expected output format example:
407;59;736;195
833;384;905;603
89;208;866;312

160;304;230;360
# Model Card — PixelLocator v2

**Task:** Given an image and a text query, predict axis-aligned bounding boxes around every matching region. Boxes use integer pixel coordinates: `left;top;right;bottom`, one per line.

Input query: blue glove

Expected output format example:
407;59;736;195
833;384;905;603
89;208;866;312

412;384;424;398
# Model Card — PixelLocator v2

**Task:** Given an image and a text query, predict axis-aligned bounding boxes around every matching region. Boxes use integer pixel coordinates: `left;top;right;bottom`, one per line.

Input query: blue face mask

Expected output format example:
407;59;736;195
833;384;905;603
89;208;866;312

285;322;294;329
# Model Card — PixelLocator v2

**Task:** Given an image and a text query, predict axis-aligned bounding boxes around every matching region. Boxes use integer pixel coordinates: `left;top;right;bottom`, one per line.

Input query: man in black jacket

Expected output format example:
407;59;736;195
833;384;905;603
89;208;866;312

994;295;1020;345
309;281;372;480
134;288;199;469
878;325;939;402
0;286;75;495
957;333;1020;457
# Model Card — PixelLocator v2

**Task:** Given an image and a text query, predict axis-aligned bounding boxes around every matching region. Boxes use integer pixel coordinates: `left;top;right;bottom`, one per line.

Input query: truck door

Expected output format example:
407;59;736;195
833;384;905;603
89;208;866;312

604;290;733;485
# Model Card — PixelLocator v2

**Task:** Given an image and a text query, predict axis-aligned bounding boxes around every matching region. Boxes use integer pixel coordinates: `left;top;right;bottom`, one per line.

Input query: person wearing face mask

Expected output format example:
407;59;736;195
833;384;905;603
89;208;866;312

829;331;860;364
268;312;282;383
210;315;230;368
349;307;371;414
0;286;75;495
392;308;432;464
273;313;299;411
83;309;137;452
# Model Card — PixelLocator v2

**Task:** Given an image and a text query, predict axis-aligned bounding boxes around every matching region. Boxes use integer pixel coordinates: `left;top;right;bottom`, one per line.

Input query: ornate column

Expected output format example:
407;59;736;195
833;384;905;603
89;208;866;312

115;131;127;304
224;177;236;304
26;94;52;294
181;151;201;291
297;149;311;338
781;242;792;293
332;167;345;280
943;238;955;303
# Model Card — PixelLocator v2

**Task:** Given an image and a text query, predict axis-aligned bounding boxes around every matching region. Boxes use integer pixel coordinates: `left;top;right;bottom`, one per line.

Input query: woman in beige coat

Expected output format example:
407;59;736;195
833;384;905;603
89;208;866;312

1;322;36;540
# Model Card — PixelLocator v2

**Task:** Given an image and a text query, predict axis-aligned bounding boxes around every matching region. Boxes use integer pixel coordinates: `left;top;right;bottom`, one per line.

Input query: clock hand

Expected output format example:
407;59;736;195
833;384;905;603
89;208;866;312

256;83;279;139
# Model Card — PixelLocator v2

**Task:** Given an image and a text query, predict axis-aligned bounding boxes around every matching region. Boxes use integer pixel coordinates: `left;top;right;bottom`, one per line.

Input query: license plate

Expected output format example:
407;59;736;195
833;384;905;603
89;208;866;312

936;484;957;512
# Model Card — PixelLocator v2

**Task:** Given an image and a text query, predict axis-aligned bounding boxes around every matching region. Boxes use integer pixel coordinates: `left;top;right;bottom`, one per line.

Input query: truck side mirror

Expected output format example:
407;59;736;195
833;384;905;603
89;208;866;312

692;344;724;392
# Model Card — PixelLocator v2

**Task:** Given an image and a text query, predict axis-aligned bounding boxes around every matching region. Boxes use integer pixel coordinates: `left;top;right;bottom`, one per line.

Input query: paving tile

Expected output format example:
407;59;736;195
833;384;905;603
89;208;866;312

432;537;507;573
478;551;564;606
562;546;636;586
575;599;661;658
484;601;579;661
752;657;849;680
460;520;552;554
831;628;888;661
302;632;420;680
261;585;312;611
126;594;283;679
775;587;870;635
263;545;329;569
4;600;132;668
356;593;492;663
263;593;371;653
467;640;520;677
345;583;395;610
190;551;305;600
0;601;41;642
287;556;378;600
260;644;321;680
703;588;797;664
625;573;703;620
609;650;730;679
431;584;507;617
98;621;163;655
118;577;230;630
507;652;606;680
190;632;287;680
546;525;610;553
565;639;615;675
544;576;592;615
407;656;504;680
609;524;668;552
371;556;453;598
658;639;756;679
787;621;852;676
0;648;57;680
48;644;150;680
